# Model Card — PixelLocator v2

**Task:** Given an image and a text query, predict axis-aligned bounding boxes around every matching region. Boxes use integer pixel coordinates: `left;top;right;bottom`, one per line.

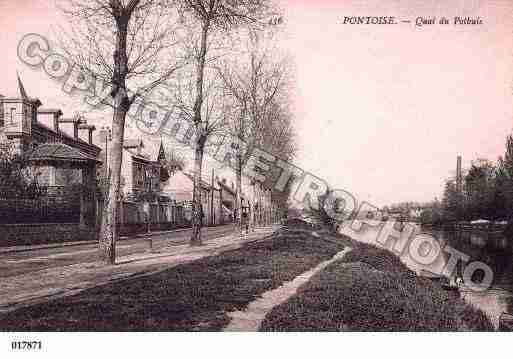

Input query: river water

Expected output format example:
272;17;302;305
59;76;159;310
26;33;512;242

340;221;513;329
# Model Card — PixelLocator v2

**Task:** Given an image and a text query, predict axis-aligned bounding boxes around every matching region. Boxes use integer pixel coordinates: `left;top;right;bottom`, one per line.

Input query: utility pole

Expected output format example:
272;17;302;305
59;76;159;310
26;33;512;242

100;126;112;180
211;168;215;226
96;126;112;242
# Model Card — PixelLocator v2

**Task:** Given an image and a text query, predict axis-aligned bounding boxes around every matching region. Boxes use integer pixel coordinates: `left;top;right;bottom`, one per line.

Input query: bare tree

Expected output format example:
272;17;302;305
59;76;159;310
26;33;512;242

164;149;187;176
58;0;185;264
176;0;276;245
217;29;295;232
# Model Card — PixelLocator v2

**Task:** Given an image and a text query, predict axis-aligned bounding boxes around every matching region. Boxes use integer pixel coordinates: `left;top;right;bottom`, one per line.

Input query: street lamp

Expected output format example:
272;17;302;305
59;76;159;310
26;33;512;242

100;126;112;179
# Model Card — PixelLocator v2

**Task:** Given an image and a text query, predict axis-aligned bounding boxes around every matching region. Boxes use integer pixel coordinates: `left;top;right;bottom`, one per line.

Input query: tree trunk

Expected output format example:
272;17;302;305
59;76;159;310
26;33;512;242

99;91;128;264
258;184;262;226
190;132;205;245
250;182;256;231
236;139;243;236
98;11;130;265
189;20;209;245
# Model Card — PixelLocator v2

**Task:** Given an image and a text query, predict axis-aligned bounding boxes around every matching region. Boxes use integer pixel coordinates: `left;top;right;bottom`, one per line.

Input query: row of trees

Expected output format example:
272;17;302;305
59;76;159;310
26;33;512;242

57;0;294;264
216;28;295;237
424;135;513;224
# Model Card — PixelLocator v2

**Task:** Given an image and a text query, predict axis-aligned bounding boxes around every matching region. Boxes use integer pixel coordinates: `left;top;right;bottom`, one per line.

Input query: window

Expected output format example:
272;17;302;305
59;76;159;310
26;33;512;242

10;108;16;125
136;165;145;187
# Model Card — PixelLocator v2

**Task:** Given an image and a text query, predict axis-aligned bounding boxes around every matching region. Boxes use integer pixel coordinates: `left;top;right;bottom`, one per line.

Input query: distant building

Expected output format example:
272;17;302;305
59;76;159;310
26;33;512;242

121;139;161;199
161;170;224;225
217;177;237;222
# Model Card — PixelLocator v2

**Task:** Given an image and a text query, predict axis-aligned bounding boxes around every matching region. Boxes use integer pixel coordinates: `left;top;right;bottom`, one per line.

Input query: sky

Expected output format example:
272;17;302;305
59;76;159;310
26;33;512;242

1;0;512;207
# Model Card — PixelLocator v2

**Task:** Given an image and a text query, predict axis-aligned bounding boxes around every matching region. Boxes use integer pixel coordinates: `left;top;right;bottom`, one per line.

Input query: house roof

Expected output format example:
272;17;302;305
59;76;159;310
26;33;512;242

124;139;144;149
183;172;214;190
1;73;41;105
123;138;158;163
38;108;63;115
3;74;100;155
125;148;155;163
33;122;101;152
157;140;166;162
28;143;100;163
17;73;42;106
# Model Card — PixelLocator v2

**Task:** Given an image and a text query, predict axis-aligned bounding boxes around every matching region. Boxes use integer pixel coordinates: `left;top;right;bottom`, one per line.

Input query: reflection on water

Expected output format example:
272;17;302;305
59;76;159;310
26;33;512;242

426;228;513;329
340;221;513;329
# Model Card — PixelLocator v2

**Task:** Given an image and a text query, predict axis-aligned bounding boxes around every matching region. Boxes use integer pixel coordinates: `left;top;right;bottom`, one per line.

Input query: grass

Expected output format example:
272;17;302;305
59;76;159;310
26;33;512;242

0;224;347;331
261;241;494;331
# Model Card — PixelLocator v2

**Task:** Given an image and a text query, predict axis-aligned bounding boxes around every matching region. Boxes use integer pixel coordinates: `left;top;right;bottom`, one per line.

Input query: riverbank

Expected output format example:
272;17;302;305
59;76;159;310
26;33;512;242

425;227;513;286
261;240;494;331
339;220;513;329
422;227;513;328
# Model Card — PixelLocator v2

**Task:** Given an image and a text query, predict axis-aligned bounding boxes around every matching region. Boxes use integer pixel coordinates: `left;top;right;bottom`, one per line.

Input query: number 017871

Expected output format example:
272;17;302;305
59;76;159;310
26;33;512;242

11;341;42;350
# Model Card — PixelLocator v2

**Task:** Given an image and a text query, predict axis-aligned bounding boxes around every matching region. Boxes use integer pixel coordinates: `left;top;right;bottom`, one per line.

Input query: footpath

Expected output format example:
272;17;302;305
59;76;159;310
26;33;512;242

224;247;352;331
0;226;198;255
0;226;277;314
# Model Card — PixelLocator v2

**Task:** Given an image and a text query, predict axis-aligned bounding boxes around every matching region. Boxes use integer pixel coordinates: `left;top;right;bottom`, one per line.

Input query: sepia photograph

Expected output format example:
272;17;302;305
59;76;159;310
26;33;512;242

0;0;512;357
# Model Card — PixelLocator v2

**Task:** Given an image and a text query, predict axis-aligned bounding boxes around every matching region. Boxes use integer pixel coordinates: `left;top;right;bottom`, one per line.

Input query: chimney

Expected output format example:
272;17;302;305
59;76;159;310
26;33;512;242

78;124;96;145
58;115;86;140
74;121;79;139
89;126;95;145
38;108;63;132
0;95;3;126
456;155;462;193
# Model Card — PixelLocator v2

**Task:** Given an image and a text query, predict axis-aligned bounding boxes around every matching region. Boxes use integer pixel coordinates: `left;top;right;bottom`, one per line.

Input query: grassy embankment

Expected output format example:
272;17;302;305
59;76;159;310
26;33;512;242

0;224;348;331
261;235;494;331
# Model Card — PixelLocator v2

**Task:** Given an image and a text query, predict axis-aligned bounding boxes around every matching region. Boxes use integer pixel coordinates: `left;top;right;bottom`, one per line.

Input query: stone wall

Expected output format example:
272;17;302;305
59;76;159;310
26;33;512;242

0;223;95;247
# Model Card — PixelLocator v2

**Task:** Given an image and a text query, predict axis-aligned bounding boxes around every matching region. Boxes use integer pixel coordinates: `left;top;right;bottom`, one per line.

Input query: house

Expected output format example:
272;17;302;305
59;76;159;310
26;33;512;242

94;135;163;201
0;74;101;227
94;137;188;232
120;139;161;199
160;170;223;226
